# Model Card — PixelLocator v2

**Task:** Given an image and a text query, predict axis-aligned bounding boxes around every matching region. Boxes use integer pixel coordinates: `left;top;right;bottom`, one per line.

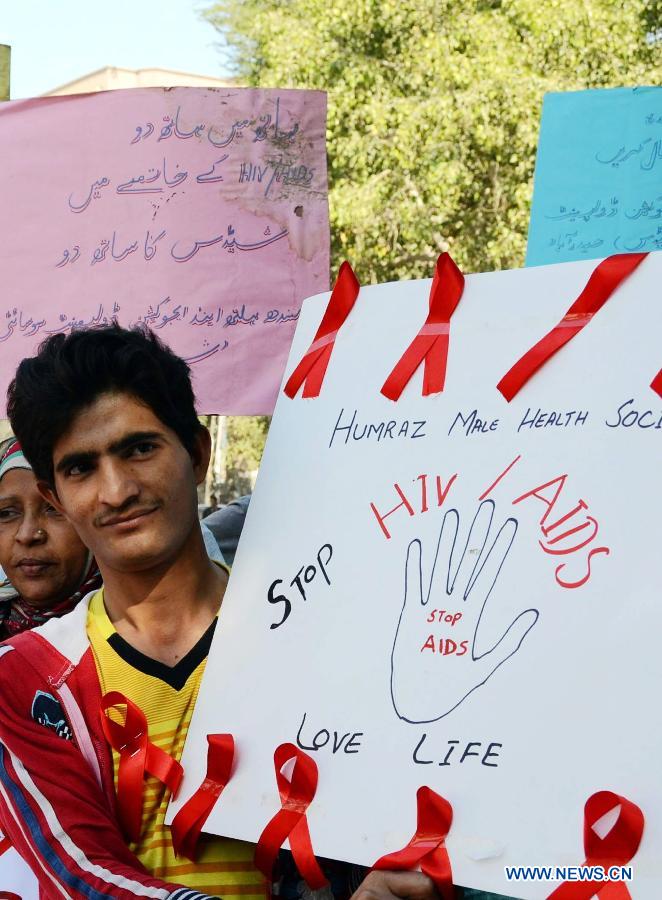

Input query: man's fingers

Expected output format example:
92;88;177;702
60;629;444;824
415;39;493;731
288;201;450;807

351;870;440;900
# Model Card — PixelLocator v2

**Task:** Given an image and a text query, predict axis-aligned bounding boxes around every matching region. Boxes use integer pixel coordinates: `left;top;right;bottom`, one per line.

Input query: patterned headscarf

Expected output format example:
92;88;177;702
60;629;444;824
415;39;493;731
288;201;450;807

0;438;32;481
0;438;102;638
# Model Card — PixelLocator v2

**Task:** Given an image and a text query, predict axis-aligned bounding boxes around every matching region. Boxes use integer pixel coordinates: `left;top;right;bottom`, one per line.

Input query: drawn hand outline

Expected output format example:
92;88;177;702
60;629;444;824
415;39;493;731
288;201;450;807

390;499;539;723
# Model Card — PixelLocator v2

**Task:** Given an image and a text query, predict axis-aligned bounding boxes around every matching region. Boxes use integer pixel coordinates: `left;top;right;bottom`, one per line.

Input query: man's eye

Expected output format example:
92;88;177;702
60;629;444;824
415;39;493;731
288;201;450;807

65;462;90;477
129;442;156;457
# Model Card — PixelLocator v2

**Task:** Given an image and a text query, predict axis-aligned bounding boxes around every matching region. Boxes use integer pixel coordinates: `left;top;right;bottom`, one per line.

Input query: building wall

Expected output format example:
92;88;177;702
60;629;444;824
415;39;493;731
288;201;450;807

44;66;234;96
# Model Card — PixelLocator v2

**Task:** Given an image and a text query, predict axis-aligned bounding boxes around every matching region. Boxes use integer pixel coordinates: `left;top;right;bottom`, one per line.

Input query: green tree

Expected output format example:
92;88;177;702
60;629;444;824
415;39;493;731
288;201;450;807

203;0;660;281
219;415;270;503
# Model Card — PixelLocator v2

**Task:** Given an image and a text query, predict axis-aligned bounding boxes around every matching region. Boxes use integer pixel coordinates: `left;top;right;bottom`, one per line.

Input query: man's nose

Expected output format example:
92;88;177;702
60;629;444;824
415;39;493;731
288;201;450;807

97;459;140;508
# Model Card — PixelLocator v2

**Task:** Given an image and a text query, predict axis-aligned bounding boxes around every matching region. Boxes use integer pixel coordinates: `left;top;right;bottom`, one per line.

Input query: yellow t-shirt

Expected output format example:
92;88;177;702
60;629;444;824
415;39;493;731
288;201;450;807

87;588;268;899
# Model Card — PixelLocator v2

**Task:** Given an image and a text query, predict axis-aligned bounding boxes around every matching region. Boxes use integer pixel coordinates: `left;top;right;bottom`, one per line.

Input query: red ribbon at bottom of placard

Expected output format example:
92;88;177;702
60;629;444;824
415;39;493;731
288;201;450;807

100;691;183;843
547;791;644;899
254;743;328;889
171;734;235;860
373;787;454;900
651;367;662;398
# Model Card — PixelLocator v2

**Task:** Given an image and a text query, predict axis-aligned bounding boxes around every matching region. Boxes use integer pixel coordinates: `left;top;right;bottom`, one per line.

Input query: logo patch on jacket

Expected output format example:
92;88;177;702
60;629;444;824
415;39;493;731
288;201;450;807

31;691;73;741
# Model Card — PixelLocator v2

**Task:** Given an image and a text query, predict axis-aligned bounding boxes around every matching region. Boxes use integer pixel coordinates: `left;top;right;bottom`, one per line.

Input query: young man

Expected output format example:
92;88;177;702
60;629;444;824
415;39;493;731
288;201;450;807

0;326;439;900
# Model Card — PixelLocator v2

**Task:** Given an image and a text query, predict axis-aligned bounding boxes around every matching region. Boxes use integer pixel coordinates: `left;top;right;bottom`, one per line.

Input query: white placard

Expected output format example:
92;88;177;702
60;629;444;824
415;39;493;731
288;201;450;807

174;254;662;899
0;844;39;899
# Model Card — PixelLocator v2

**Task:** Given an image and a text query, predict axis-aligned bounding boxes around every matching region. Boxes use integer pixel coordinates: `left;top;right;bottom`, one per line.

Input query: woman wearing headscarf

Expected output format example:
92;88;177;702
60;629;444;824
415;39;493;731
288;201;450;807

0;437;101;639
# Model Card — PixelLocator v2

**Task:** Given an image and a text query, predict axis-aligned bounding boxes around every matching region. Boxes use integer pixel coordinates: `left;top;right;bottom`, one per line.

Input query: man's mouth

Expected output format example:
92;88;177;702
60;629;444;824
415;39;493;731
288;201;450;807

99;506;159;529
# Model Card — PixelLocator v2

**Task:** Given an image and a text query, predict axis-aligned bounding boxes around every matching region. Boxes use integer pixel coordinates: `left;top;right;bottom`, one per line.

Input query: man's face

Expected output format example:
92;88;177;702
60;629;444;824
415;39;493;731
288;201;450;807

44;392;208;574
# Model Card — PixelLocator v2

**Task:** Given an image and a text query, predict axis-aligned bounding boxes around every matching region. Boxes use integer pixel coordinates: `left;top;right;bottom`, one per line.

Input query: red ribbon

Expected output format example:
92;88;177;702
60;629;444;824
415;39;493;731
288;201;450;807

381;253;465;401
254;743;328;889
651;367;662;398
372;787;454;900
99;691;183;843
284;262;360;399
0;835;10;856
547;791;644;899
170;734;234;860
497;253;648;401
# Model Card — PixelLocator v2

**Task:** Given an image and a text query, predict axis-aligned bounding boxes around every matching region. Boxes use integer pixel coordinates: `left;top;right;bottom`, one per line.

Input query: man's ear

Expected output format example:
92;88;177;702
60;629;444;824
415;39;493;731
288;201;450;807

190;425;212;486
37;480;65;515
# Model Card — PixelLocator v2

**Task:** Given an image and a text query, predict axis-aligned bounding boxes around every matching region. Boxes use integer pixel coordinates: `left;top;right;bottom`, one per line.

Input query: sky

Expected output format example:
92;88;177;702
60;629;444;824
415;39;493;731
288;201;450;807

0;0;232;98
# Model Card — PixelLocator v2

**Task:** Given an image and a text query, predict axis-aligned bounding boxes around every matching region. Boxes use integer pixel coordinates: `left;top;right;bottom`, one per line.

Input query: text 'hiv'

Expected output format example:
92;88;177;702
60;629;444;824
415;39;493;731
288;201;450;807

370;473;458;540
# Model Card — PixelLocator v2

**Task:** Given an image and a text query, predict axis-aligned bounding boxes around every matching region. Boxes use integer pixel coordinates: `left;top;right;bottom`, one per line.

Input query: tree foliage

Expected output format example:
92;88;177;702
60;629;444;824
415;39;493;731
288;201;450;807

203;0;660;281
218;415;270;503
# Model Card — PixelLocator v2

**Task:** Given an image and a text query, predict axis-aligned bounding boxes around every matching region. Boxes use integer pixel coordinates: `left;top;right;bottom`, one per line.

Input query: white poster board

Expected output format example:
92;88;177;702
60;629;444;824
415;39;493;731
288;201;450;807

174;254;662;899
0;842;39;899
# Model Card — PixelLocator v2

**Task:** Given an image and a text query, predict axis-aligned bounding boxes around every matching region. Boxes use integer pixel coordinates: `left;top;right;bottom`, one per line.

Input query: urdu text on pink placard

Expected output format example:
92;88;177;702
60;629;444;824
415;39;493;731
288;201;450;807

0;87;329;414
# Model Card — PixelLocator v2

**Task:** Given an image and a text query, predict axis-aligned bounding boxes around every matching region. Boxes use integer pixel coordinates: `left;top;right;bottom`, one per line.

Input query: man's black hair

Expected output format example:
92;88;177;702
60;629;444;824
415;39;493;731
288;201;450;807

7;324;202;485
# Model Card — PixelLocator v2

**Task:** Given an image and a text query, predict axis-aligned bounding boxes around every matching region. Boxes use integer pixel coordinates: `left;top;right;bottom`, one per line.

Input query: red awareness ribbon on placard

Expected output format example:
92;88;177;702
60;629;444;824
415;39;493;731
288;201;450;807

651;367;662;398
100;691;183;843
547;791;644;899
497;253;648;401
254;743;328;889
372;787;454;900
381;252;465;401
283;262;360;399
170;734;235;861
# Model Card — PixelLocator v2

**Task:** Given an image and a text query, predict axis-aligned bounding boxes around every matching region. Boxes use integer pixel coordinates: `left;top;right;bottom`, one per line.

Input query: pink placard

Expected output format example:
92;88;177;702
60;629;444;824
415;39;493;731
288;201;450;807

0;87;330;414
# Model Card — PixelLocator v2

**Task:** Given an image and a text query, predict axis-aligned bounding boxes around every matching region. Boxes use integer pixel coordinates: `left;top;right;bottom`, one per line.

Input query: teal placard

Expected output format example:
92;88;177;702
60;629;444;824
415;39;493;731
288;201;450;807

527;86;662;266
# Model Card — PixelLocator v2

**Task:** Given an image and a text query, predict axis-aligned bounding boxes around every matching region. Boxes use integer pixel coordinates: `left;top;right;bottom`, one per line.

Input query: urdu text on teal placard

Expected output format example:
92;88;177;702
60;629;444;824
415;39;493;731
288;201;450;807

527;86;662;266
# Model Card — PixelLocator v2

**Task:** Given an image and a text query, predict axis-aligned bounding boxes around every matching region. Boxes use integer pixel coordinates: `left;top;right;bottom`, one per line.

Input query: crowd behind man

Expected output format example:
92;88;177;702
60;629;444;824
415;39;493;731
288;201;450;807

0;437;101;640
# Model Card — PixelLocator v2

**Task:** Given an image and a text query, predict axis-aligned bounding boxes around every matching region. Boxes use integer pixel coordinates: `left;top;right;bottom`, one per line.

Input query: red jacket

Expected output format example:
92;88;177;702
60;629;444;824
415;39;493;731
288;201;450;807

0;594;216;900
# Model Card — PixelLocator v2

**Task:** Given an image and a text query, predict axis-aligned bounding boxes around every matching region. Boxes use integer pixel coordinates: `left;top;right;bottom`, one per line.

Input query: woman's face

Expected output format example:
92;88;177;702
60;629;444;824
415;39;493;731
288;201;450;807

0;468;88;608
